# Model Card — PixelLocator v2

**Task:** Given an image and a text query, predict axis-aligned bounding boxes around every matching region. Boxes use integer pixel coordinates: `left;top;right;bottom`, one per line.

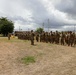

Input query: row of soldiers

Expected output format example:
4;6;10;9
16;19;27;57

15;31;35;45
15;31;76;46
39;31;76;46
15;31;30;40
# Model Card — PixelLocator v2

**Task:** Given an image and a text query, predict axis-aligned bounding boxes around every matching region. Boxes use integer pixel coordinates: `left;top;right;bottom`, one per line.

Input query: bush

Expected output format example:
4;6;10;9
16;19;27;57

36;27;43;34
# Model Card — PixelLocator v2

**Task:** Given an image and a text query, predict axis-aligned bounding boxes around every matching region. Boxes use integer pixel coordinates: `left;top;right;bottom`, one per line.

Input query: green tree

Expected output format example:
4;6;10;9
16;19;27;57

36;27;43;34
0;17;14;36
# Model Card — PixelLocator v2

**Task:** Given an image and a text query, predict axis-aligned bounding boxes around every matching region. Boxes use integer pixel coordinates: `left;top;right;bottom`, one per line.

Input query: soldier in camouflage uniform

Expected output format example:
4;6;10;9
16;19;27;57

40;34;42;42
45;32;48;43
48;33;51;43
50;31;52;43
30;30;34;45
8;33;11;40
36;32;39;42
65;32;68;45
55;31;60;44
69;32;75;46
61;32;66;45
74;34;76;46
65;31;70;46
40;32;45;42
27;32;30;40
42;32;45;42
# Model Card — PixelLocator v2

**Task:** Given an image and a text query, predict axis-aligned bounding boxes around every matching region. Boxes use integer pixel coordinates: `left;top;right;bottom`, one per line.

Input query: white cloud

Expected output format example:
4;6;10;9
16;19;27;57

0;0;76;31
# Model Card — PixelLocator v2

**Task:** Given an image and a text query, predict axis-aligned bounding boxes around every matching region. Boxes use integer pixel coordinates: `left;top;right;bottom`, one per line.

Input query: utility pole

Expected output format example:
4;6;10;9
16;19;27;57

28;28;29;31
74;25;75;33
48;19;49;32
42;22;44;31
19;26;20;31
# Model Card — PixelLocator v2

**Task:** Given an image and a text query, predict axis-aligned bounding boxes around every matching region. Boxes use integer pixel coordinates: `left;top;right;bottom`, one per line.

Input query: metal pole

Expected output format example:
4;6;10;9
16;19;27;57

42;22;44;30
74;25;75;33
19;26;20;31
28;28;29;31
48;19;49;32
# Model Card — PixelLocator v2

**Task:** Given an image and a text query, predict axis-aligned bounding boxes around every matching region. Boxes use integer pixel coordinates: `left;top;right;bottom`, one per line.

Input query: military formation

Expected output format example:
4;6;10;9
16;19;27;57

15;31;76;47
15;31;30;40
39;31;76;46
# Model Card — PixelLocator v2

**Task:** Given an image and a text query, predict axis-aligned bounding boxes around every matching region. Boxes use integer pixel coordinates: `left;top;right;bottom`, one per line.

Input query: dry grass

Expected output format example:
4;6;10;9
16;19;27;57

0;37;76;75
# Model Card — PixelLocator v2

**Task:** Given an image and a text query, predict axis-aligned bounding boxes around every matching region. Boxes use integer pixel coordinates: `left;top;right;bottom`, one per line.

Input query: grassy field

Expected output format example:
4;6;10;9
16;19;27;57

0;37;76;75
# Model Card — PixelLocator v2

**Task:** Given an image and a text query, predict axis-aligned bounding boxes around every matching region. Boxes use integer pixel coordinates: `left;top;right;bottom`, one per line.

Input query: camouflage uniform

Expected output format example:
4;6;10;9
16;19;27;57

8;33;11;40
50;32;55;43
74;34;76;46
55;31;60;44
40;34;42;42
36;33;39;42
45;32;48;43
69;32;75;46
30;30;34;45
61;32;66;45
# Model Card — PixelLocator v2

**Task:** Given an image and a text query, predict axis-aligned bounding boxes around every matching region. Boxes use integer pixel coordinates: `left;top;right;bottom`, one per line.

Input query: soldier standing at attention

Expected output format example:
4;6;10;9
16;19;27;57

61;32;66;45
69;32;75;47
30;30;34;45
36;32;39;42
74;34;76;46
45;32;48;43
55;31;60;44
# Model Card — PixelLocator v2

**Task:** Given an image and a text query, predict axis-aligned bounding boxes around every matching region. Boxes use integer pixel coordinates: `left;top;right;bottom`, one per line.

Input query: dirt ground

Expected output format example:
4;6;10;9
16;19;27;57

0;37;76;75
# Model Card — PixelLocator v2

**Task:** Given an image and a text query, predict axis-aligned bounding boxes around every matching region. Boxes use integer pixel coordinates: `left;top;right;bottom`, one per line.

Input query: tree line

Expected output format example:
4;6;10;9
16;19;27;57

0;17;14;36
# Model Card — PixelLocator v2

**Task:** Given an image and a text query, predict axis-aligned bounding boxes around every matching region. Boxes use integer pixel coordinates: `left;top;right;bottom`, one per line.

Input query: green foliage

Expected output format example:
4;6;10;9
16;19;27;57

36;27;43;34
21;56;36;65
0;17;14;36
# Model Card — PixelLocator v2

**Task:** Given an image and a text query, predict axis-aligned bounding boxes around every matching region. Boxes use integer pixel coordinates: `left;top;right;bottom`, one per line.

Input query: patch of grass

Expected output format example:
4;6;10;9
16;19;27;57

21;56;36;65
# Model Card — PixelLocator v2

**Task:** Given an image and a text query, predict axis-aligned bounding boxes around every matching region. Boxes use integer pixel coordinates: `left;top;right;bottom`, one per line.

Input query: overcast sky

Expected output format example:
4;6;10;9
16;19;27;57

0;0;76;31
